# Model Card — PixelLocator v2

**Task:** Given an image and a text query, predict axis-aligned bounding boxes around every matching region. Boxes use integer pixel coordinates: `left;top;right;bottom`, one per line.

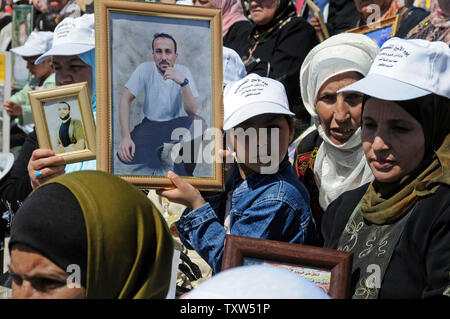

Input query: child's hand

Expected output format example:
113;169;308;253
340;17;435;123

157;171;206;210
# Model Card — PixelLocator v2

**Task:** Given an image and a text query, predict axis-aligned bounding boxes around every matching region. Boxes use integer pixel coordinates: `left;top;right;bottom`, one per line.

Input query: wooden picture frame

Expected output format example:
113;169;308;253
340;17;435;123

306;0;329;42
222;235;353;299
0;51;12;153
28;82;96;165
96;0;224;190
347;15;401;47
11;5;34;90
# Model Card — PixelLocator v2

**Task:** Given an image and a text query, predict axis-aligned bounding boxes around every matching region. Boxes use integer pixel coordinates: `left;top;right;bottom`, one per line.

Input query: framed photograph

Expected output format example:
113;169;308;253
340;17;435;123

0;51;12;153
28;82;96;164
347;15;400;47
222;234;353;299
96;0;224;190
306;0;329;42
11;5;34;90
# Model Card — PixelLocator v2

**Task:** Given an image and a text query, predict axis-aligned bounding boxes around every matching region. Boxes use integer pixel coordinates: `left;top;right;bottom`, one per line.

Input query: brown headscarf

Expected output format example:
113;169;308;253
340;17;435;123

361;94;450;224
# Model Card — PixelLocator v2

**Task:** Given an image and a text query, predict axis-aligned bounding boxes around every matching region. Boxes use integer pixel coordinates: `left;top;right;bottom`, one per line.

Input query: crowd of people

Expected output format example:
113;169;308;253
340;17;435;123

0;0;448;300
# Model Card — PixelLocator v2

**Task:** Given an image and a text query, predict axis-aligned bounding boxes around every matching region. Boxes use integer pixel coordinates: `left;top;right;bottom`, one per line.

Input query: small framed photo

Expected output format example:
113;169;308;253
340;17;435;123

12;5;34;89
347;15;400;47
0;51;12;153
28;82;96;165
96;0;224;190
222;235;353;299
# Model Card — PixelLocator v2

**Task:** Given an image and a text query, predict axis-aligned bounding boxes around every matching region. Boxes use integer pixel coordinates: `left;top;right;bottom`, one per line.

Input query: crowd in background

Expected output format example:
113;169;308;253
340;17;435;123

0;0;448;300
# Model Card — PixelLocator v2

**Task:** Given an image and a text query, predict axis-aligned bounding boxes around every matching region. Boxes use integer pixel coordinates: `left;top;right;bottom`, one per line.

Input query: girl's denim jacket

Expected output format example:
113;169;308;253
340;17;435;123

176;156;318;273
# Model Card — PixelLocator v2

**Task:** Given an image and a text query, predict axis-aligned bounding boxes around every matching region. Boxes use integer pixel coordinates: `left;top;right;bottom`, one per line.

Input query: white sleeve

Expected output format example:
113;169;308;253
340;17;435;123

124;63;147;98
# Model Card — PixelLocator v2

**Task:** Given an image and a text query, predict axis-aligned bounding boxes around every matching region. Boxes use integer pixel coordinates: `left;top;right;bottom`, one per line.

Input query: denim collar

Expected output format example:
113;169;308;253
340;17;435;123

228;155;291;192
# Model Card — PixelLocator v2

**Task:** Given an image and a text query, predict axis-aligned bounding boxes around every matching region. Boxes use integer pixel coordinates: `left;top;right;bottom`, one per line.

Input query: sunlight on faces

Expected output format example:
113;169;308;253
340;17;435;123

53;55;92;92
248;0;280;26
228;114;295;176
361;98;425;183
315;72;364;145
9;244;85;299
152;37;178;75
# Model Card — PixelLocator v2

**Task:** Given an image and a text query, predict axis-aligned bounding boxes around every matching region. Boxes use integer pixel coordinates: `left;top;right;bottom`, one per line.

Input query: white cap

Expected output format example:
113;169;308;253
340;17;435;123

223;46;247;87
184;265;331;299
10;31;53;57
35;14;95;64
339;37;450;100
223;73;294;131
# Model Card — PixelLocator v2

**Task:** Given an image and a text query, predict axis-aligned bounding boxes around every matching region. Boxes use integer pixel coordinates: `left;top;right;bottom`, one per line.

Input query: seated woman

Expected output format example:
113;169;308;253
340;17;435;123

294;33;378;243
229;0;319;132
406;0;449;44
8;170;173;299
322;37;450;298
0;14;96;210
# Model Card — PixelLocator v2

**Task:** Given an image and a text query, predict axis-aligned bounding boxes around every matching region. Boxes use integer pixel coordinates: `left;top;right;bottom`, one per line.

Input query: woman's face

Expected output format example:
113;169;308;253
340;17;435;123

53;55;92;93
315;72;364;145
48;0;68;12
31;0;49;13
194;0;213;7
249;0;280;26
231;114;295;177
361;98;425;183
9;244;85;299
354;0;392;20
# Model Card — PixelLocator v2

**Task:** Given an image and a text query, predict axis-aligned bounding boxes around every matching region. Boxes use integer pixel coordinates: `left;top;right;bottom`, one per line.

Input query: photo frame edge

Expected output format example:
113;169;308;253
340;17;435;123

96;0;224;190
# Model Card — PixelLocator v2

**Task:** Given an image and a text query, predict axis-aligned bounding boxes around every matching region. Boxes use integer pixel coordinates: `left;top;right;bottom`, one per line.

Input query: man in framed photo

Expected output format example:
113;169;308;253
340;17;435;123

54;101;86;153
117;32;203;176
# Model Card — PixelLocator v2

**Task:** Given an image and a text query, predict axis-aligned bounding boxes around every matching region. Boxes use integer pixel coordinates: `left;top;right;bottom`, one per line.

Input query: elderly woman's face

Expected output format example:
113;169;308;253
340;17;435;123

194;0;213;7
315;72;364;145
361;98;425;183
354;0;392;20
249;0;280;26
9;244;85;299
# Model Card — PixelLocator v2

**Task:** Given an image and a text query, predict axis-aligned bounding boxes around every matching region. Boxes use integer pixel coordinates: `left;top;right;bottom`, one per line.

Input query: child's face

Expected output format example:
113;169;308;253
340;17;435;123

229;114;295;177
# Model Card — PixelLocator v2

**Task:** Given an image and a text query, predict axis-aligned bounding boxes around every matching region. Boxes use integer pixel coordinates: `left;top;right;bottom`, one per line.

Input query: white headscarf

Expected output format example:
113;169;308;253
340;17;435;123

299;33;379;210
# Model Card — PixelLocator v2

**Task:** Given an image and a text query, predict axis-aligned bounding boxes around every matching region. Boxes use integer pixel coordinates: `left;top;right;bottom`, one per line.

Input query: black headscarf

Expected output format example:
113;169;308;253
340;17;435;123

248;0;297;47
9;183;88;286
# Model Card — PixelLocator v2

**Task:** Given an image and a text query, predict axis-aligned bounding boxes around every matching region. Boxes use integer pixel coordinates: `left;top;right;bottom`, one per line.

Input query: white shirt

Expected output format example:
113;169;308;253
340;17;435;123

125;61;199;122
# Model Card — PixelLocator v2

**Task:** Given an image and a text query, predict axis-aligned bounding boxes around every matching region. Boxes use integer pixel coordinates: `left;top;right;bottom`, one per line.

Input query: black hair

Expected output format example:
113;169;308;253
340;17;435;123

59;101;71;111
152;33;177;53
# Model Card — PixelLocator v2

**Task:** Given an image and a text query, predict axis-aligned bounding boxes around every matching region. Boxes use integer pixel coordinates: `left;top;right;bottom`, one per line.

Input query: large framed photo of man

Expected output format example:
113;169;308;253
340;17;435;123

96;0;224;190
28;82;96;164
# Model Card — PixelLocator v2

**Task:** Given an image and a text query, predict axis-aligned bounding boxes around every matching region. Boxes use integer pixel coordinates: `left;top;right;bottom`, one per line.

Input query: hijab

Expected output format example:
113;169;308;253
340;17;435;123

361;94;450;224
247;0;297;48
10;170;174;298
299;33;379;210
209;0;248;37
